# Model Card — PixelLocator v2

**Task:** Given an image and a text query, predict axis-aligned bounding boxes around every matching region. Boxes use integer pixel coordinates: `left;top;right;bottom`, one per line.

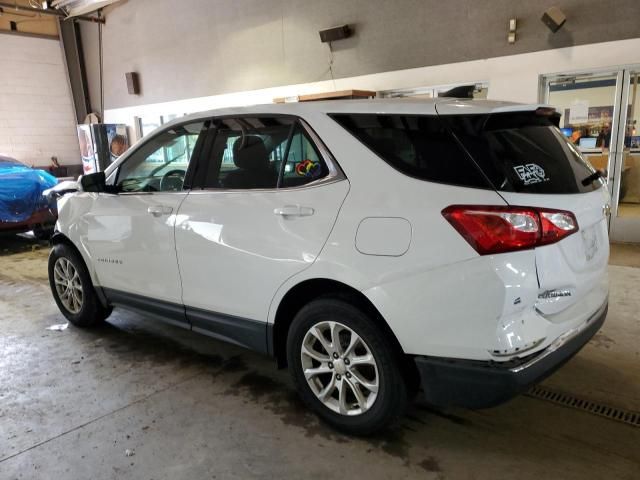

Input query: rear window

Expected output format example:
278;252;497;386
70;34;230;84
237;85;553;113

442;112;603;194
330;113;491;189
331;111;603;194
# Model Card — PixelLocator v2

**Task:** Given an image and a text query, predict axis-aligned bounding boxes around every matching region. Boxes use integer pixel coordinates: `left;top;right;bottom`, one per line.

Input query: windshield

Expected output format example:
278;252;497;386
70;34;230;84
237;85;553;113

441;111;603;194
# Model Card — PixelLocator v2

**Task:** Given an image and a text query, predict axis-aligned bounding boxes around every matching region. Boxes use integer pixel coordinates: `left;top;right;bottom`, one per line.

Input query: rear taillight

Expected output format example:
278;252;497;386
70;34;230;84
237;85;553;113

442;205;578;255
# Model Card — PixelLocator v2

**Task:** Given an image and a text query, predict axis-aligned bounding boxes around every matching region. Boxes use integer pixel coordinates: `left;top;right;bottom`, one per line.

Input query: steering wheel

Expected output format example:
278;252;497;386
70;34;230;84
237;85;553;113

159;169;186;191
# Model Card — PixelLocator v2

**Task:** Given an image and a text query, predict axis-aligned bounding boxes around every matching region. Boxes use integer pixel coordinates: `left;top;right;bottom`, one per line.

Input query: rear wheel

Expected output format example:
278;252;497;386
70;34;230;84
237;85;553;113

48;243;111;327
287;297;407;435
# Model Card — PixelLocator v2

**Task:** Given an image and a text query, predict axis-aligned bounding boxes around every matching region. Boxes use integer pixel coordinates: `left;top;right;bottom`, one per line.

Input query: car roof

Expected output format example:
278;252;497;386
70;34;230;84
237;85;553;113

104;98;550;177
168;98;548;127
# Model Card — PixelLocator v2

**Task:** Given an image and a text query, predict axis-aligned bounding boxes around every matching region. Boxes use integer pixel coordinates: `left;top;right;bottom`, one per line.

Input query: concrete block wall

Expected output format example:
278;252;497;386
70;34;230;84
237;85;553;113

0;34;80;168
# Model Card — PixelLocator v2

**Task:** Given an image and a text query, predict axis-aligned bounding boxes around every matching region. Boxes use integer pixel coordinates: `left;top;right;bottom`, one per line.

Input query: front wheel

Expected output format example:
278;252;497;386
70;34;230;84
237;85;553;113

287;297;408;435
48;243;111;327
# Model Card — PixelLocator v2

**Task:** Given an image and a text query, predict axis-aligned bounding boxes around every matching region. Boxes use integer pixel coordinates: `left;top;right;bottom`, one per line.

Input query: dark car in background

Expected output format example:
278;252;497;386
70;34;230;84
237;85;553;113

0;155;58;239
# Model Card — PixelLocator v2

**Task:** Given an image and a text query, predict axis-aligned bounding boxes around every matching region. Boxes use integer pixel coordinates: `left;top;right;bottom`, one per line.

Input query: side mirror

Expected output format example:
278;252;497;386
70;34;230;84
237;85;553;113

43;180;80;202
80;171;106;193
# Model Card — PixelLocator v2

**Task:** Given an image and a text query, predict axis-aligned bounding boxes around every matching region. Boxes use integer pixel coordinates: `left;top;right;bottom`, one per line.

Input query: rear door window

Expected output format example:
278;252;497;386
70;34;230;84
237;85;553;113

201;117;293;189
198;117;331;189
441;111;603;194
330;113;491;189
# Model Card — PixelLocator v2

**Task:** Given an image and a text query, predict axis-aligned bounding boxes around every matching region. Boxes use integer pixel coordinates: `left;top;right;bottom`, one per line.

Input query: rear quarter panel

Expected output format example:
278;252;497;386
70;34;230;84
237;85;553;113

268;112;515;359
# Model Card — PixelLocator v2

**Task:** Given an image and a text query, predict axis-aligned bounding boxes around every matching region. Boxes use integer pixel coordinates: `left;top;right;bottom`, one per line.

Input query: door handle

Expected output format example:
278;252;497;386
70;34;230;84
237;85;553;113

274;205;315;217
147;205;173;217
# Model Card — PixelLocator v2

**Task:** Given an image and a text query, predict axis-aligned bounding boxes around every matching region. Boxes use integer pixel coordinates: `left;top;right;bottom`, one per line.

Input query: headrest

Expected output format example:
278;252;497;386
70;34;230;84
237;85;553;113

232;136;269;170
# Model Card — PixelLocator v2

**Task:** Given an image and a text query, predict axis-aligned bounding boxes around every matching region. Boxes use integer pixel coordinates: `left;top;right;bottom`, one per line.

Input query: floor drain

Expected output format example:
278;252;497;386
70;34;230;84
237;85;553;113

526;385;640;427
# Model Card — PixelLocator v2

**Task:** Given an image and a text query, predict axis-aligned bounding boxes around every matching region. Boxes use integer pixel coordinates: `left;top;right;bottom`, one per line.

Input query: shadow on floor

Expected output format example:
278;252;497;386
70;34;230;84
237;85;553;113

0;232;48;257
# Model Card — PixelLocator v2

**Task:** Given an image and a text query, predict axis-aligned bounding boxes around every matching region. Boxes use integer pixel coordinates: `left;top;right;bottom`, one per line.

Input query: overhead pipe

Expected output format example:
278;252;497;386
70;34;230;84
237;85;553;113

0;2;105;23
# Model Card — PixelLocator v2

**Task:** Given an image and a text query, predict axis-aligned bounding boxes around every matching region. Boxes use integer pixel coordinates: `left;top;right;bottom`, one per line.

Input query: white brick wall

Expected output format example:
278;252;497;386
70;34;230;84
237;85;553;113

0;34;80;168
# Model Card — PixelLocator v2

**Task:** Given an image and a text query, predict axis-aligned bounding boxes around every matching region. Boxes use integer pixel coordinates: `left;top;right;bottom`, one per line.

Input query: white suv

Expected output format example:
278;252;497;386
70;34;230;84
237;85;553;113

48;99;610;435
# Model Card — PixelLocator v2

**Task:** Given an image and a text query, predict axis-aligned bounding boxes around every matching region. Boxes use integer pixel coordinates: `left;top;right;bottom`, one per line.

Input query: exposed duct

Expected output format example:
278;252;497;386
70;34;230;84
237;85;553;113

51;0;120;18
0;1;104;22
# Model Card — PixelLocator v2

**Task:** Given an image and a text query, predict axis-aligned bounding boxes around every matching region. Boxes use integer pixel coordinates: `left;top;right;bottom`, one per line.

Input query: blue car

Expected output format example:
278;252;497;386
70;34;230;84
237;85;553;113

0;155;58;238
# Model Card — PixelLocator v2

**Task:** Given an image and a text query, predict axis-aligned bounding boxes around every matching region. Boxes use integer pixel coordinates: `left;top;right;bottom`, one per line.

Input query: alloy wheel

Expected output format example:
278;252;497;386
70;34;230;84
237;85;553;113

300;321;379;416
53;257;83;314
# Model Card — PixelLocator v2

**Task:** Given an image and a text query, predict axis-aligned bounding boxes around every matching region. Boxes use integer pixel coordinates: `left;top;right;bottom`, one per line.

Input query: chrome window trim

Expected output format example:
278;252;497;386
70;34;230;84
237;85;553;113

113;185;190;196
187;176;347;194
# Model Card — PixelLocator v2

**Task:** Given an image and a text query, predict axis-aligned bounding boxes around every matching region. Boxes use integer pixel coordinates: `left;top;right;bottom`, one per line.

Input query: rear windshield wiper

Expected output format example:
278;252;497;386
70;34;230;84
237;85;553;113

581;170;605;186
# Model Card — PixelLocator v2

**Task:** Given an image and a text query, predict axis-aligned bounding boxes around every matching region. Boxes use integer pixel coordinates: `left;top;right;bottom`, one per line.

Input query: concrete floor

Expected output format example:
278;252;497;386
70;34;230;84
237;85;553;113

0;236;639;480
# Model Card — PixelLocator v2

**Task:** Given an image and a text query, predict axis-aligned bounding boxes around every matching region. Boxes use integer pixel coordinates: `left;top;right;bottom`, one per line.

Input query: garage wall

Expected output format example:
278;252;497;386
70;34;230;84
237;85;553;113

103;37;640;135
80;0;640;111
0;34;80;168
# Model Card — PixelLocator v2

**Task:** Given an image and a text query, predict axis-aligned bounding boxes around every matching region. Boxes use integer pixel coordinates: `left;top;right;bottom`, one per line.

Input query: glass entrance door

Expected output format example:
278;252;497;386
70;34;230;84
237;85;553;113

610;71;640;241
543;68;640;243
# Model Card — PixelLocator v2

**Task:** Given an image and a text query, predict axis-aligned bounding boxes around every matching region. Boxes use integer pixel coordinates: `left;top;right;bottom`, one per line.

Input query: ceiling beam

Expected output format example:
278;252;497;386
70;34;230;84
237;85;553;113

0;2;105;23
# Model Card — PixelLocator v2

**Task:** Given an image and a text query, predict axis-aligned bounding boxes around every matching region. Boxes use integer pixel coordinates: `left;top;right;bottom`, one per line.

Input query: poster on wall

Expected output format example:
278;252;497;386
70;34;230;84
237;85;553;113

568;100;589;125
106;124;130;164
587;106;614;125
76;124;130;173
77;124;97;174
562;106;618;128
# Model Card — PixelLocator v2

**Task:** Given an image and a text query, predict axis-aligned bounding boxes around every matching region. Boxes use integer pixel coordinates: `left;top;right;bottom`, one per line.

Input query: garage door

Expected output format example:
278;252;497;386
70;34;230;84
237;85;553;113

0;34;80;169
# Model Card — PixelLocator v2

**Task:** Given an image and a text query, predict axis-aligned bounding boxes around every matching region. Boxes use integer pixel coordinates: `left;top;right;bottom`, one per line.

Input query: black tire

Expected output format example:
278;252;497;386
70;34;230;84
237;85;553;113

287;297;408;435
48;243;112;327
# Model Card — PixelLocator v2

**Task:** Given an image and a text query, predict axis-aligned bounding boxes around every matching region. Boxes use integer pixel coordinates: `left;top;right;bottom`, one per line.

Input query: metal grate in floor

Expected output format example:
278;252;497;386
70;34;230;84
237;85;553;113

526;386;640;428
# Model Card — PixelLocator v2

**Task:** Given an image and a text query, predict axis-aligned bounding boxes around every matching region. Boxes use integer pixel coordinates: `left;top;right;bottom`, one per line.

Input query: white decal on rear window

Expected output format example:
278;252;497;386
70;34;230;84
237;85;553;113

513;164;548;185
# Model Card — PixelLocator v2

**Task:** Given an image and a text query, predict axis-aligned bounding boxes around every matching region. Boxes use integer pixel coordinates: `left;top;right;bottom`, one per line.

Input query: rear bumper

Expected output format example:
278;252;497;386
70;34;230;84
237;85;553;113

414;299;608;408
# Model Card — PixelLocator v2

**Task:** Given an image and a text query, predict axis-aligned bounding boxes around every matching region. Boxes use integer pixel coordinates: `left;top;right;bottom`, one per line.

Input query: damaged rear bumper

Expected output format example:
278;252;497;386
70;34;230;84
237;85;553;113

414;299;608;408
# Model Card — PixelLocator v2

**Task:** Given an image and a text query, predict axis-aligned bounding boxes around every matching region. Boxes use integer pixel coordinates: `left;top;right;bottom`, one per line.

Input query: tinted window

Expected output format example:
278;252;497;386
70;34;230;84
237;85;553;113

330;113;490;189
442;112;603;194
202;117;293;189
281;124;329;188
116;122;203;192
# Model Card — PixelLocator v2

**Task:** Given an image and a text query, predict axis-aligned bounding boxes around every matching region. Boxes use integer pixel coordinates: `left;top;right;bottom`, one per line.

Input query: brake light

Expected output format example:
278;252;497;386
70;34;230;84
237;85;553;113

442;205;578;255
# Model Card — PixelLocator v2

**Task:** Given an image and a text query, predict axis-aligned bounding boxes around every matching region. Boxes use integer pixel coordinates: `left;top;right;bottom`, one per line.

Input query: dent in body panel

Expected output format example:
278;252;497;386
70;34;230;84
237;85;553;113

489;251;547;356
55;192;102;285
361;249;556;361
362;255;507;360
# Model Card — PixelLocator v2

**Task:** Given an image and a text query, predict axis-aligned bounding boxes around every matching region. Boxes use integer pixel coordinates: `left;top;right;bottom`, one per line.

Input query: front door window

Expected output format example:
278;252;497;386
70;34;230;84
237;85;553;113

116;121;204;192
